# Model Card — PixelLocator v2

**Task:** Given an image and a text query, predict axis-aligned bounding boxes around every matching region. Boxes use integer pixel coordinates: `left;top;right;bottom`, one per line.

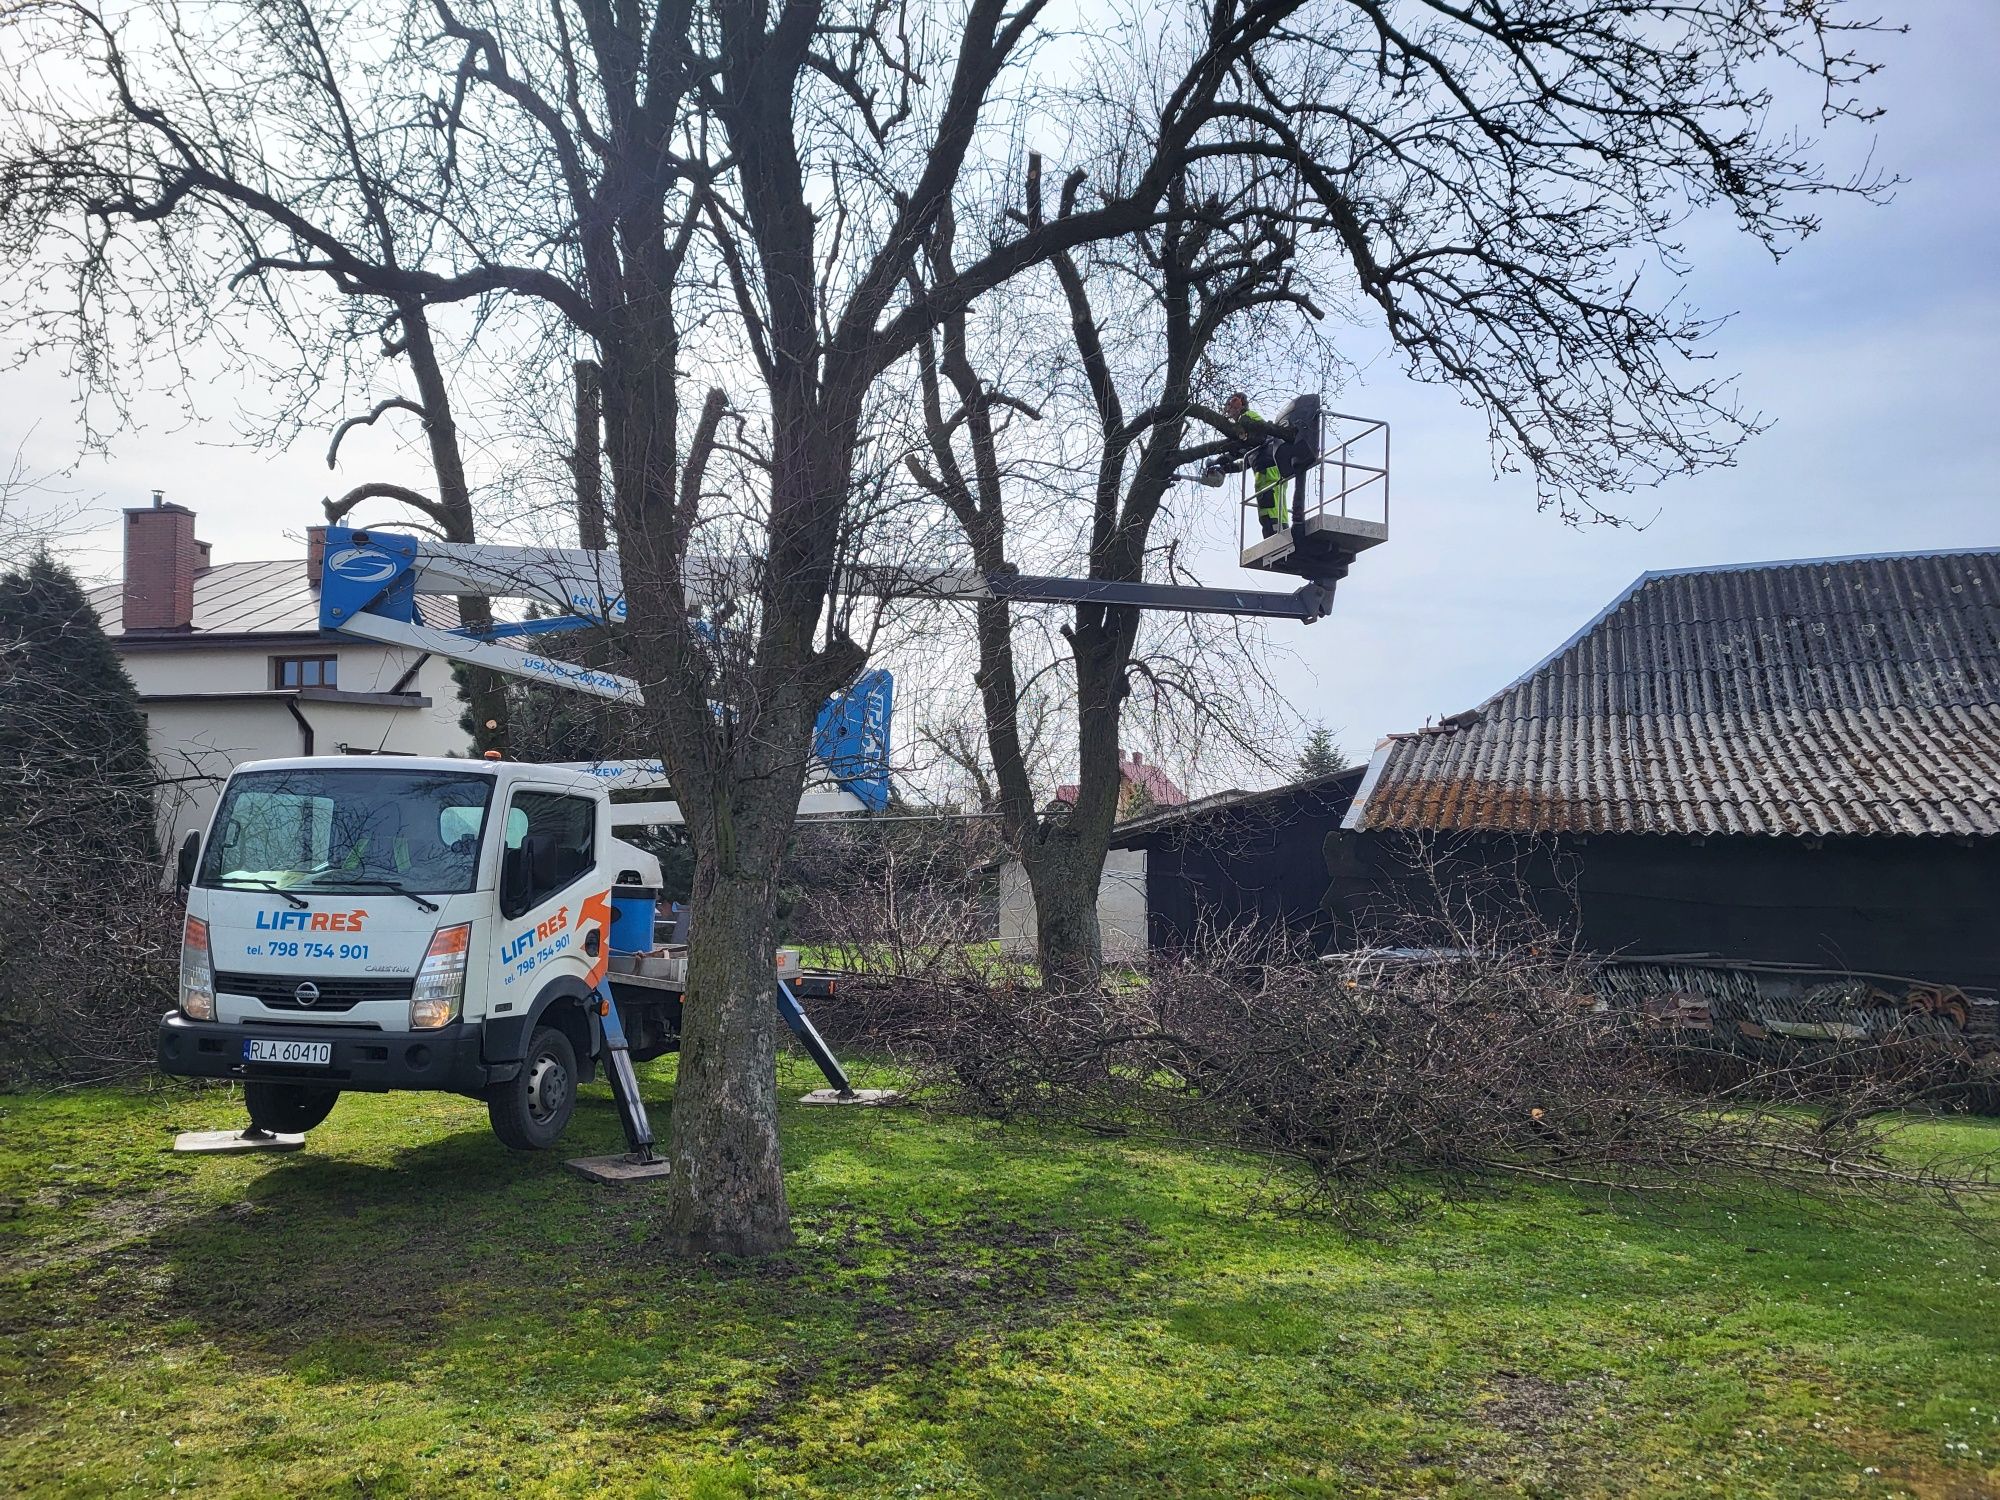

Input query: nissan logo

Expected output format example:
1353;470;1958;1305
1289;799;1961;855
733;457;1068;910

294;982;321;1007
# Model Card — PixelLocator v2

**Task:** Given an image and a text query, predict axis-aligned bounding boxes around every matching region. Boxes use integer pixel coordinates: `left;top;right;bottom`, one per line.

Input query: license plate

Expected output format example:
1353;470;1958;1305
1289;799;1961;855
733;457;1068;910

243;1038;333;1066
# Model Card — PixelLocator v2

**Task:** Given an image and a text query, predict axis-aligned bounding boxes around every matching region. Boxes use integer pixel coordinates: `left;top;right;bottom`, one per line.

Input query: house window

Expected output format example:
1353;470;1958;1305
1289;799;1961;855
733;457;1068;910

274;654;338;689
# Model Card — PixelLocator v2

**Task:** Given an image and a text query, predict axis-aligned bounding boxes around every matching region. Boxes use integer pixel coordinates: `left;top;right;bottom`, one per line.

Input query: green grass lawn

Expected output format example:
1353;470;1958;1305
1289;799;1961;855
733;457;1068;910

2;1059;1997;1498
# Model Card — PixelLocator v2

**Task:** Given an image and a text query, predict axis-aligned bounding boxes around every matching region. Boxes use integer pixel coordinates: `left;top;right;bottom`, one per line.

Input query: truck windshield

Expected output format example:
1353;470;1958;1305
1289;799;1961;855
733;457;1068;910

198;768;495;896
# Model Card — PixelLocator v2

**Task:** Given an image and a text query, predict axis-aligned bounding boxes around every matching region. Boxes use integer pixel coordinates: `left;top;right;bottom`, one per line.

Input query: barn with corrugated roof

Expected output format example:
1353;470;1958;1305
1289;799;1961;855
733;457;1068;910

1327;548;2000;1002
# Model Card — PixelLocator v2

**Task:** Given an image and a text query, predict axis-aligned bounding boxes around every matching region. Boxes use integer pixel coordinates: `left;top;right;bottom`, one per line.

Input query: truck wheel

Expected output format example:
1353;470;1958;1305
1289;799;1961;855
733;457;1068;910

244;1081;340;1135
486;1025;577;1151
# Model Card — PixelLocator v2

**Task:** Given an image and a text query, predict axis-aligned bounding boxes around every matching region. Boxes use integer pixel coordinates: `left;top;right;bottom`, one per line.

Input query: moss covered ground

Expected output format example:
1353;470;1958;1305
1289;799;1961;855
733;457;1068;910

2;1058;1996;1497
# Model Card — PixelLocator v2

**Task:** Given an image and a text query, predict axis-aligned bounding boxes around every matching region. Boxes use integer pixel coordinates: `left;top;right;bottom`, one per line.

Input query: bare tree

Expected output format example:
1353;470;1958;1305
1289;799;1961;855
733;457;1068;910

909;150;1317;989
901;0;1893;986
2;0;524;745
0;443;90;563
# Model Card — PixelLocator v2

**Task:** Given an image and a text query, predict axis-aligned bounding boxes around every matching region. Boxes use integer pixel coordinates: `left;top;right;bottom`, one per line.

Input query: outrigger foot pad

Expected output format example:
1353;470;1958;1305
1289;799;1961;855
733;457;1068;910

172;1128;305;1154
565;1153;675;1183
797;1088;907;1107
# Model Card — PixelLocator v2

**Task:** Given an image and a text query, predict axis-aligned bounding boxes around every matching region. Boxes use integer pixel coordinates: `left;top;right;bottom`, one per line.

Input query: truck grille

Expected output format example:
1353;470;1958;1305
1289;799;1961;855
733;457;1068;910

216;972;415;1014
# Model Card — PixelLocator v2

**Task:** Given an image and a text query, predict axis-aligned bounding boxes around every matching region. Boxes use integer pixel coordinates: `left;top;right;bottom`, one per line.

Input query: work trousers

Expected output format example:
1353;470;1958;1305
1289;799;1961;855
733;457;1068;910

1257;475;1292;536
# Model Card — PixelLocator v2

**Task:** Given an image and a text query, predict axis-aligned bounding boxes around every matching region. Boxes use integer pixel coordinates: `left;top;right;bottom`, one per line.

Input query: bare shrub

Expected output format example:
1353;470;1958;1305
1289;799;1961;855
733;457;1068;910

784;814;1014;1042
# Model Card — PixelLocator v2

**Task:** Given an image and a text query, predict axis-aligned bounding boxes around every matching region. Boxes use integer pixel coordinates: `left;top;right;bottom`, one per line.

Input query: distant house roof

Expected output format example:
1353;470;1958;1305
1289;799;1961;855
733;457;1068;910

1345;548;2000;840
89;558;456;639
1054;749;1189;811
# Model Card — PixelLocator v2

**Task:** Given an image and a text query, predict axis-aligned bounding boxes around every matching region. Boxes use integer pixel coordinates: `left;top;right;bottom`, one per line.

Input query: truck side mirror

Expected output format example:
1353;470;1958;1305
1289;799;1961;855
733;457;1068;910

175;830;201;894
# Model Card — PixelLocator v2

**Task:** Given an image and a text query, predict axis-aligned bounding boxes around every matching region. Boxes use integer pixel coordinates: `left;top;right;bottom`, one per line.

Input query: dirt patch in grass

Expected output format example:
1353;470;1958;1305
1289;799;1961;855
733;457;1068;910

1;1182;180;1280
682;1205;1159;1444
2;1176;476;1393
167;1209;454;1355
1480;1369;1597;1438
726;1355;826;1445
1459;1368;1628;1487
1830;1427;2000;1500
667;1202;1156;1321
865;1209;1152;1332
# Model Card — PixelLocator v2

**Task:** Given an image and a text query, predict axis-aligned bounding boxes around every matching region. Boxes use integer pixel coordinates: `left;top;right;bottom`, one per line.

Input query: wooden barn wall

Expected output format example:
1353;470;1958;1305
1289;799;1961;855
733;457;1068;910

1324;830;2000;992
1133;781;1357;953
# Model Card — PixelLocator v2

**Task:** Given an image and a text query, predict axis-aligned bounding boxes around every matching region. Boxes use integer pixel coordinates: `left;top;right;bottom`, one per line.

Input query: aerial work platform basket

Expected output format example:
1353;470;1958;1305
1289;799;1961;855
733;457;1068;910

1235;407;1389;585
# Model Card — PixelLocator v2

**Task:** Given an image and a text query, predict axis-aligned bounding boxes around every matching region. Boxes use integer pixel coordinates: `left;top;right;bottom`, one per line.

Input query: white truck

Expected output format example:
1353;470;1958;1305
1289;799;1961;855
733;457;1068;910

155;754;850;1153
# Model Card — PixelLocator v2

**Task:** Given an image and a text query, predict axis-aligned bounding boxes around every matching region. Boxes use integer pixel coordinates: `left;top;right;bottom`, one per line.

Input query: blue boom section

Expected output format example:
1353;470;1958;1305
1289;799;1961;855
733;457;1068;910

319;525;420;630
814;669;894;813
318;525;896;812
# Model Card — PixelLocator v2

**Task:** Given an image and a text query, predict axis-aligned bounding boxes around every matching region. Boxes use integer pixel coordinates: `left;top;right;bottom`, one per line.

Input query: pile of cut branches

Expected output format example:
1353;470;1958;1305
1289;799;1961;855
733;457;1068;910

845;928;1993;1224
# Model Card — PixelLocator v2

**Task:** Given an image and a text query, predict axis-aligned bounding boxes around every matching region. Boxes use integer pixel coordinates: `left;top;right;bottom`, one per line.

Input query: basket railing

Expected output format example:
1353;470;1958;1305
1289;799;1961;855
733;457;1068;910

1237;410;1390;555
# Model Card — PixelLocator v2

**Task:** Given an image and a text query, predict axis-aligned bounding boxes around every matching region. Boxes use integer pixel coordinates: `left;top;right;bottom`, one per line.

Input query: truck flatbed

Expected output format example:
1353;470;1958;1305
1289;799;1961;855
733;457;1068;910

606;946;805;993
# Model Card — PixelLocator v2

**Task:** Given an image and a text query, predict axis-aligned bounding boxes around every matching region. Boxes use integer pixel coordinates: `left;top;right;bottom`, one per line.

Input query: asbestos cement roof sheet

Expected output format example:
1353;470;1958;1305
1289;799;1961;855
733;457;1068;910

1347;549;2000;840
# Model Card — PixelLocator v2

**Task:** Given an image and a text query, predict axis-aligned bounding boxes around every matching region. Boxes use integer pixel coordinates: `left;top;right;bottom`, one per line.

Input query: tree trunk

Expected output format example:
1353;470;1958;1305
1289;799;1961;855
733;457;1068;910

1024;833;1109;994
573;359;607;551
658;859;794;1256
1028;607;1133;989
599;295;833;1254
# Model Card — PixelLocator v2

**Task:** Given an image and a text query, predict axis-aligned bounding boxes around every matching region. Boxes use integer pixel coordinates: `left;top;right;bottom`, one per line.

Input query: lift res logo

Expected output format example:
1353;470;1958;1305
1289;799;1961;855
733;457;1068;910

498;893;611;987
501;904;569;965
256;909;369;932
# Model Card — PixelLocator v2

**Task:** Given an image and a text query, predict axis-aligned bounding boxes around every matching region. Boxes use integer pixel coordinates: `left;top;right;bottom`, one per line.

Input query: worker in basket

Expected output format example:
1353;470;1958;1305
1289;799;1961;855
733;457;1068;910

1206;392;1293;537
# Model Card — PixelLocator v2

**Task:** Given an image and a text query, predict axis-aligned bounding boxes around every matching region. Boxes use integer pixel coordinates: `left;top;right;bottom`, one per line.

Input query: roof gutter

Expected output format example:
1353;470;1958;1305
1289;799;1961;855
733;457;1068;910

112;631;331;651
136;688;432;709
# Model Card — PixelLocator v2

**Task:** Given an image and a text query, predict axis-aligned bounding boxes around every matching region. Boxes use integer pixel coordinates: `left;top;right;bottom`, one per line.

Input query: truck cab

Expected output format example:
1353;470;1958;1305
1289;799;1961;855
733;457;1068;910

158;755;659;1149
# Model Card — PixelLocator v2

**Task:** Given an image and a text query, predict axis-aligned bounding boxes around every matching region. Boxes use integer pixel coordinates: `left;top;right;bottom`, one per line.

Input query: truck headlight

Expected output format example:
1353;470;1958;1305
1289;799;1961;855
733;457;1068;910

411;923;470;1030
179;915;215;1021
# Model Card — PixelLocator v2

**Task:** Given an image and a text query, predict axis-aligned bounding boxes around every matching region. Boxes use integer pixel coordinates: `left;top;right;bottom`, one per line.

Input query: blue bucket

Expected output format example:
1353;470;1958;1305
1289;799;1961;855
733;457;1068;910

609;888;660;955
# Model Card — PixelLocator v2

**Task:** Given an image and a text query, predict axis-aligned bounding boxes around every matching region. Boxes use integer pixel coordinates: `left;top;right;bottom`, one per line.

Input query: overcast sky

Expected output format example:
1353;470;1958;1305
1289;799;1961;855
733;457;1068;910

7;3;1996;780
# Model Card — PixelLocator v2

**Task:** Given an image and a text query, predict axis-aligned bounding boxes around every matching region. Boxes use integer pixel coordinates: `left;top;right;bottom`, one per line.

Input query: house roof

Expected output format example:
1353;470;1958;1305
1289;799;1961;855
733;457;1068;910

1054;750;1189;811
1344;548;2000;840
89;559;457;639
1111;766;1363;846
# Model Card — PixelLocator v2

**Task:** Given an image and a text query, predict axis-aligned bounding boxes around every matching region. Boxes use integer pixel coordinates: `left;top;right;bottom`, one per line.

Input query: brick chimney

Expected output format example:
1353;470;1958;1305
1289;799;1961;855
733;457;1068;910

122;491;199;632
306;525;328;589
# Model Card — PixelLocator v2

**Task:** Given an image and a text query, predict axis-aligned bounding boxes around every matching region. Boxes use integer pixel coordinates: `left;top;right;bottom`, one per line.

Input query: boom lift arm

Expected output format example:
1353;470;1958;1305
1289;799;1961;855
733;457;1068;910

316;400;1386;691
317;526;895;815
316;530;1342;694
318;423;1388;725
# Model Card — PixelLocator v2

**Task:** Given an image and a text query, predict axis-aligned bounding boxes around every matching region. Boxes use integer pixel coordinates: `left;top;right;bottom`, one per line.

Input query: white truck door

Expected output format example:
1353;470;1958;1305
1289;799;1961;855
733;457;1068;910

491;785;611;1008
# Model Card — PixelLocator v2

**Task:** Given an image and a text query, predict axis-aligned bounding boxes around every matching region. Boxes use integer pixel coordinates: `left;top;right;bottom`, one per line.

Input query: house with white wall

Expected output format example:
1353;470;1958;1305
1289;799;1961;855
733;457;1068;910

88;495;471;858
997;849;1151;962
